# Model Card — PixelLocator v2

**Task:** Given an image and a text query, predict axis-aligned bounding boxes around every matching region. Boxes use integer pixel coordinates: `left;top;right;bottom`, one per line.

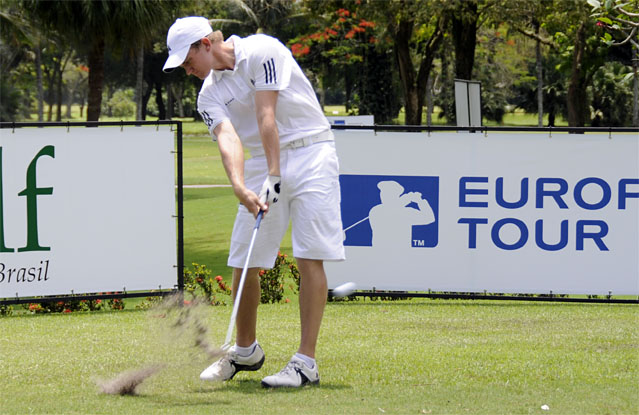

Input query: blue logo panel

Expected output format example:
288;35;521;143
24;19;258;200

340;175;439;248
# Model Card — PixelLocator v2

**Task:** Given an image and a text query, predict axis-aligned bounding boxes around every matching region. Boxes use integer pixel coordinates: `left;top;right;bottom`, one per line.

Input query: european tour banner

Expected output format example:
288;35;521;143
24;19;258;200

0;126;177;298
326;130;639;295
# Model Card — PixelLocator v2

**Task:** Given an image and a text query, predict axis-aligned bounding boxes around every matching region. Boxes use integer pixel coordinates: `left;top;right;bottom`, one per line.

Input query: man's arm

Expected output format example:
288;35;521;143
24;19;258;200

214;120;266;216
255;90;281;177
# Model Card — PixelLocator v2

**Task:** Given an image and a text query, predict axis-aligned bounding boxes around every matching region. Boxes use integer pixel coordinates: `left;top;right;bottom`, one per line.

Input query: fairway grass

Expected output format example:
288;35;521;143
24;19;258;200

1;300;637;414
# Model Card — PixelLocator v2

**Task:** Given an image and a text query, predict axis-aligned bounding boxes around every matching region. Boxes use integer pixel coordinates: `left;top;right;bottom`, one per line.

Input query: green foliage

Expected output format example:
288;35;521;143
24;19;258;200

0;304;13;316
105;88;135;118
22;298;111;314
183;263;231;306
590;61;633;126
0;76;22;121
259;252;300;304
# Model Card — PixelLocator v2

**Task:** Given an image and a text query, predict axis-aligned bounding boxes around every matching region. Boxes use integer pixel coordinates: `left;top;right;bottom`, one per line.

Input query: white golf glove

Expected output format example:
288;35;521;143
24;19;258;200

259;175;281;205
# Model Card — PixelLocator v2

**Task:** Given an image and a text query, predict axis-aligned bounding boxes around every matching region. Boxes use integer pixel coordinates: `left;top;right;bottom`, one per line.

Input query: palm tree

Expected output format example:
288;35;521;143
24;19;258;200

22;0;178;121
210;0;304;38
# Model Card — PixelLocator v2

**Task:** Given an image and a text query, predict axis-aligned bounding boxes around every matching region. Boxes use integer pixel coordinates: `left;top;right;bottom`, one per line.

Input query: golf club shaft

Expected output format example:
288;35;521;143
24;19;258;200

224;210;264;348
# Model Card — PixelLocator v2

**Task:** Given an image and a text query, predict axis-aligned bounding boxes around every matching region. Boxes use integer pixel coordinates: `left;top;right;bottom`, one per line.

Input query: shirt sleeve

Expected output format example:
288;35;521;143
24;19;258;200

247;35;292;91
197;85;229;140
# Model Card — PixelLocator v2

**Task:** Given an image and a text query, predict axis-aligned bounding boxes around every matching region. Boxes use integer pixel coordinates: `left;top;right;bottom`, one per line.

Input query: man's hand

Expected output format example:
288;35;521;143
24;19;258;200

259;175;281;205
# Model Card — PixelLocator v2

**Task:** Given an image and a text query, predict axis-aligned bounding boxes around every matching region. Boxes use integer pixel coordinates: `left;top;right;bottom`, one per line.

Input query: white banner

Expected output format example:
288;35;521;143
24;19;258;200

326;131;639;295
0;126;177;298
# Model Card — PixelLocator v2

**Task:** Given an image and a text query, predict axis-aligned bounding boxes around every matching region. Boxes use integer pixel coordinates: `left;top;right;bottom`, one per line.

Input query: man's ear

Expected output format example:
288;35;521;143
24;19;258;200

201;36;212;50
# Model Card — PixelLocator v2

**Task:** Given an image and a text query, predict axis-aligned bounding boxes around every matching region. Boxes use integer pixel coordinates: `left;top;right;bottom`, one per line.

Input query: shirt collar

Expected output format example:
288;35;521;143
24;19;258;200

212;35;245;81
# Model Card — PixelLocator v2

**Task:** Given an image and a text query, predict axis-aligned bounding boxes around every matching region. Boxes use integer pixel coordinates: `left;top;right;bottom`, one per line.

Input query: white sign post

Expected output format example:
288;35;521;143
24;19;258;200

327;130;639;295
455;79;482;128
0;126;177;298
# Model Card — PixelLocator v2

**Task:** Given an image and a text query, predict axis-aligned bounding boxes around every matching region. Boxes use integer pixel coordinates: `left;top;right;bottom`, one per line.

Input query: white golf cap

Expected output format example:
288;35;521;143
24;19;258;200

163;16;213;73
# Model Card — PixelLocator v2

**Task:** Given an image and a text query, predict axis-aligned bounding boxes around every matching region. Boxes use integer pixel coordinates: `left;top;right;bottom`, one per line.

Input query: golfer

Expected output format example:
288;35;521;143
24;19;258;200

163;16;345;388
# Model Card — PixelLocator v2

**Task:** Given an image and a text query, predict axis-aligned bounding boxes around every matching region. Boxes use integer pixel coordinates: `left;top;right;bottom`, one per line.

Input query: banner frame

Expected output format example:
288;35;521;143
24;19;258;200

0;121;184;305
328;124;639;304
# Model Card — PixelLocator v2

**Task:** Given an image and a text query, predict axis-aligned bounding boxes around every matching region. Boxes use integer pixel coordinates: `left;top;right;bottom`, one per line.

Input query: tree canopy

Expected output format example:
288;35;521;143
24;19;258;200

1;0;636;127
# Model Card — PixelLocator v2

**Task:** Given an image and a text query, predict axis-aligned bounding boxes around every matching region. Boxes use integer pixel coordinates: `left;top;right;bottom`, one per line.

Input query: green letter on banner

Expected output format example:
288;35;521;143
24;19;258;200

18;145;54;252
0;147;14;252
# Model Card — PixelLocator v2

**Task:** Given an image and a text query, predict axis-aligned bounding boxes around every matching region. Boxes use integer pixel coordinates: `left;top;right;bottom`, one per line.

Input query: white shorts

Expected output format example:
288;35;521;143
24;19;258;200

227;140;346;269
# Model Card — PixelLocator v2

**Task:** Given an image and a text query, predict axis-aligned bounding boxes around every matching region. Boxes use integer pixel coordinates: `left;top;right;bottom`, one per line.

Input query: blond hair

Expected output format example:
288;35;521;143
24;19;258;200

190;30;224;49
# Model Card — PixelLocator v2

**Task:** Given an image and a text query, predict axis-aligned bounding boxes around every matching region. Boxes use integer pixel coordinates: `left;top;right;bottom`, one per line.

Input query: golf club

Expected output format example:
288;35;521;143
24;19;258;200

342;215;369;241
221;210;264;351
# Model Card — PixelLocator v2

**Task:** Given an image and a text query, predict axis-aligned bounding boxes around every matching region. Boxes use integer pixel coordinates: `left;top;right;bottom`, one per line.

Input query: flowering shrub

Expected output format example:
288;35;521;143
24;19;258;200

183;263;231;306
22;298;107;314
107;298;124;310
259;252;300;304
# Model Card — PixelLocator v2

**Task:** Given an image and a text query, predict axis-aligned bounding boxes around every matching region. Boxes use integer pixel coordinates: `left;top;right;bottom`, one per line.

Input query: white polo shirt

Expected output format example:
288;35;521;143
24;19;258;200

197;34;330;155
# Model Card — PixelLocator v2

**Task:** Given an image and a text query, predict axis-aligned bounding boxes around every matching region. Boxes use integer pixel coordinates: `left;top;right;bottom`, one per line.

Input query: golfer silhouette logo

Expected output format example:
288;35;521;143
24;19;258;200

340;175;439;248
369;181;435;248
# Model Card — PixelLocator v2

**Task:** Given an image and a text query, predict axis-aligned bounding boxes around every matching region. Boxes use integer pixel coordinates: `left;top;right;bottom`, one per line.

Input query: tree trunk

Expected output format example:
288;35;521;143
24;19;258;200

55;62;63;122
135;46;144;120
36;41;44;122
426;72;434;126
65;84;74;119
174;83;185;117
567;22;588;128
142;82;152;121
534;20;543;127
633;43;638;127
344;70;353;113
155;82;165;120
451;0;478;80
394;16;443;125
395;18;419;124
167;84;174;120
87;37;105;122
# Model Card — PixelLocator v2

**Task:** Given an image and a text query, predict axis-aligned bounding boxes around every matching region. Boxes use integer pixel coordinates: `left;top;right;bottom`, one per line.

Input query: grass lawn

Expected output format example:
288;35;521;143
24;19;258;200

5;105;634;414
1;300;637;414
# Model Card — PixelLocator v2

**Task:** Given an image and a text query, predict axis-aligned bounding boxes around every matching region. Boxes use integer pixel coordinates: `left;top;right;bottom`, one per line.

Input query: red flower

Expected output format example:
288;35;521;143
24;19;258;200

215;275;223;282
345;30;356;39
358;19;376;28
285;298;291;303
63;309;71;313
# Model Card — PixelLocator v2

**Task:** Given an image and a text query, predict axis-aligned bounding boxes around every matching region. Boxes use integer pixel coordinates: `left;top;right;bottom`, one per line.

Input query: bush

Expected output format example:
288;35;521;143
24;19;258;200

183;263;231;306
106;89;135;118
259;252;300;304
0;304;13;316
22;298;108;314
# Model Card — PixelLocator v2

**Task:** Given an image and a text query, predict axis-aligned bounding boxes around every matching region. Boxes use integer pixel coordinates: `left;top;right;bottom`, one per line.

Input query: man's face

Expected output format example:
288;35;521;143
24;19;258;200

181;43;210;80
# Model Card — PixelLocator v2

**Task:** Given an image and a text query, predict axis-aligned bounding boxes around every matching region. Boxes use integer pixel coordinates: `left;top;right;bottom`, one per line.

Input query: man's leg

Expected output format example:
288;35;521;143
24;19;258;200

199;266;264;381
260;258;325;387
232;267;261;347
295;258;328;358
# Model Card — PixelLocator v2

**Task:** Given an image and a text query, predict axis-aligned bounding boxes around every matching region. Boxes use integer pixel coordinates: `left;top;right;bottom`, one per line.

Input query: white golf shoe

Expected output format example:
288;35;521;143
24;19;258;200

261;355;320;388
199;343;265;381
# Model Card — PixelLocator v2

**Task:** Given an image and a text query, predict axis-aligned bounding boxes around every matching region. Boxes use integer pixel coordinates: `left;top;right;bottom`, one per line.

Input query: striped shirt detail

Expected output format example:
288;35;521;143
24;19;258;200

263;58;277;85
